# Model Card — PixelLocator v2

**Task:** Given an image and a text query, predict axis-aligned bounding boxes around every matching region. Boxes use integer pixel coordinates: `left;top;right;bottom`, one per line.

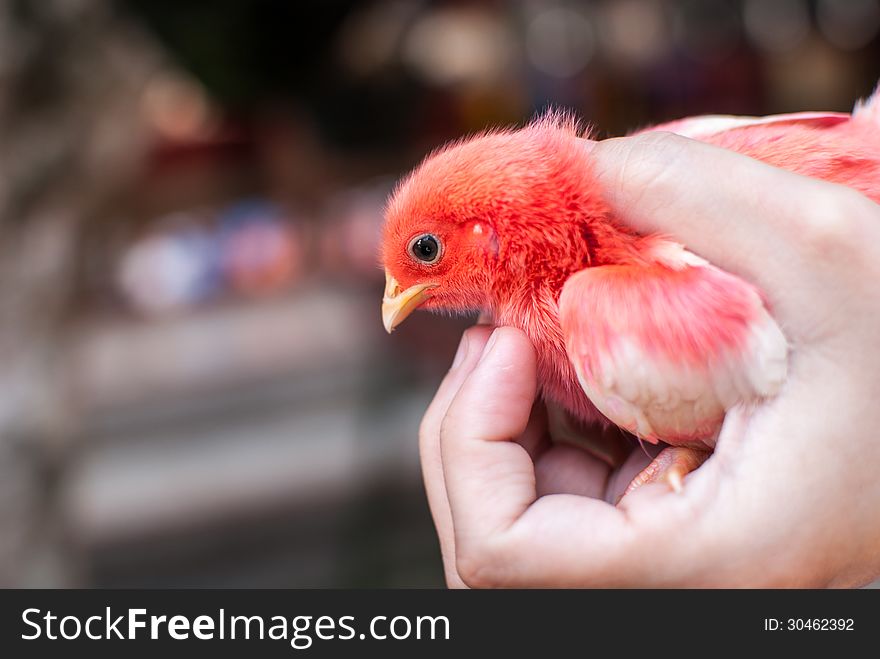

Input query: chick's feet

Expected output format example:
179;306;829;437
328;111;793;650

622;446;710;498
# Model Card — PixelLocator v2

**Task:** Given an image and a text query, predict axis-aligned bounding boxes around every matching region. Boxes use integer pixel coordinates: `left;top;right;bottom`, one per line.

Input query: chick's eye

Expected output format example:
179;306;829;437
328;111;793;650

409;234;442;264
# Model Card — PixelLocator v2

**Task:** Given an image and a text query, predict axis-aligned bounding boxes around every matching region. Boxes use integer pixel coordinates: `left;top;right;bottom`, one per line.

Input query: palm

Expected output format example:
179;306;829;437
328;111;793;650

418;132;880;587
518;402;664;503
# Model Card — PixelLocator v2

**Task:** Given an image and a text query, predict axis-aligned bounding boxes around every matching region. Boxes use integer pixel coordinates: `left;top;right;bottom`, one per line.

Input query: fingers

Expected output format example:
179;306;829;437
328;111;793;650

433;327;763;587
514;401;552;462
533;444;609;499
436;326;640;586
420;134;880;588
440;327;540;547
438;327;658;587
419;324;494;587
587;132;877;321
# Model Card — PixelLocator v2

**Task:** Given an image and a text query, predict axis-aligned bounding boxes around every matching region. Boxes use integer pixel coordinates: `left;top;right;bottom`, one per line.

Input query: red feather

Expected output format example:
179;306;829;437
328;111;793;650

382;84;880;442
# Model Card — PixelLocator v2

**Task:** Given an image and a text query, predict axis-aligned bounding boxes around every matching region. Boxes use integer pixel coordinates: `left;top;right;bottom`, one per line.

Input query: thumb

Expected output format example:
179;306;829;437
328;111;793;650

587;131;835;300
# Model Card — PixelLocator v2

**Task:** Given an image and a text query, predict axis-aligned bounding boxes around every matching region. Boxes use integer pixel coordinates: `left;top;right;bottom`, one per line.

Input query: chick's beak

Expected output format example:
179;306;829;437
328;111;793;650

382;271;437;333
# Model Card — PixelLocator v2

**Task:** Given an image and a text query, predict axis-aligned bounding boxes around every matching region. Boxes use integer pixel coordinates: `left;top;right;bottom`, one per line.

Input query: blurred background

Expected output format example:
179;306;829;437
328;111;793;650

0;0;878;587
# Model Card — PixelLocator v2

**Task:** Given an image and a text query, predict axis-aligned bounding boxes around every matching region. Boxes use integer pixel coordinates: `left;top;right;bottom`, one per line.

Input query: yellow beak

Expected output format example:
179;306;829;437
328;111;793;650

382;271;437;333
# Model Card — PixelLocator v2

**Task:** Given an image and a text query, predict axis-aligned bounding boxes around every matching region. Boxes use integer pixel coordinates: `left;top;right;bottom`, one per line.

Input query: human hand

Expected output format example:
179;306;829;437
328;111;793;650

419;132;880;587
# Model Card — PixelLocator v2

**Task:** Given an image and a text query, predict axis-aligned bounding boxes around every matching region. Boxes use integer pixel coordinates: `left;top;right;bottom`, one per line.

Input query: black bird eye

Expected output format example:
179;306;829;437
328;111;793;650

409;234;442;264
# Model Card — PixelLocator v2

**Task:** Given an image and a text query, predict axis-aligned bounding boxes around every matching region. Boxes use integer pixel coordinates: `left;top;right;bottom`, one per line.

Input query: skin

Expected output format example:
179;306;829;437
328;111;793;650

419;132;880;588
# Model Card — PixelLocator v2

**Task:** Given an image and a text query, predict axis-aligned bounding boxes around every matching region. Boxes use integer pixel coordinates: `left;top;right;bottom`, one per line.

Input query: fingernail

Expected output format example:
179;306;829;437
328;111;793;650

476;310;493;325
477;328;500;366
451;332;470;370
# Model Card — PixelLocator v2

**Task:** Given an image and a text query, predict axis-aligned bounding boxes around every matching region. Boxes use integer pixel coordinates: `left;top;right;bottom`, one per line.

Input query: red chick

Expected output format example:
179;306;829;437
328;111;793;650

381;85;880;491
